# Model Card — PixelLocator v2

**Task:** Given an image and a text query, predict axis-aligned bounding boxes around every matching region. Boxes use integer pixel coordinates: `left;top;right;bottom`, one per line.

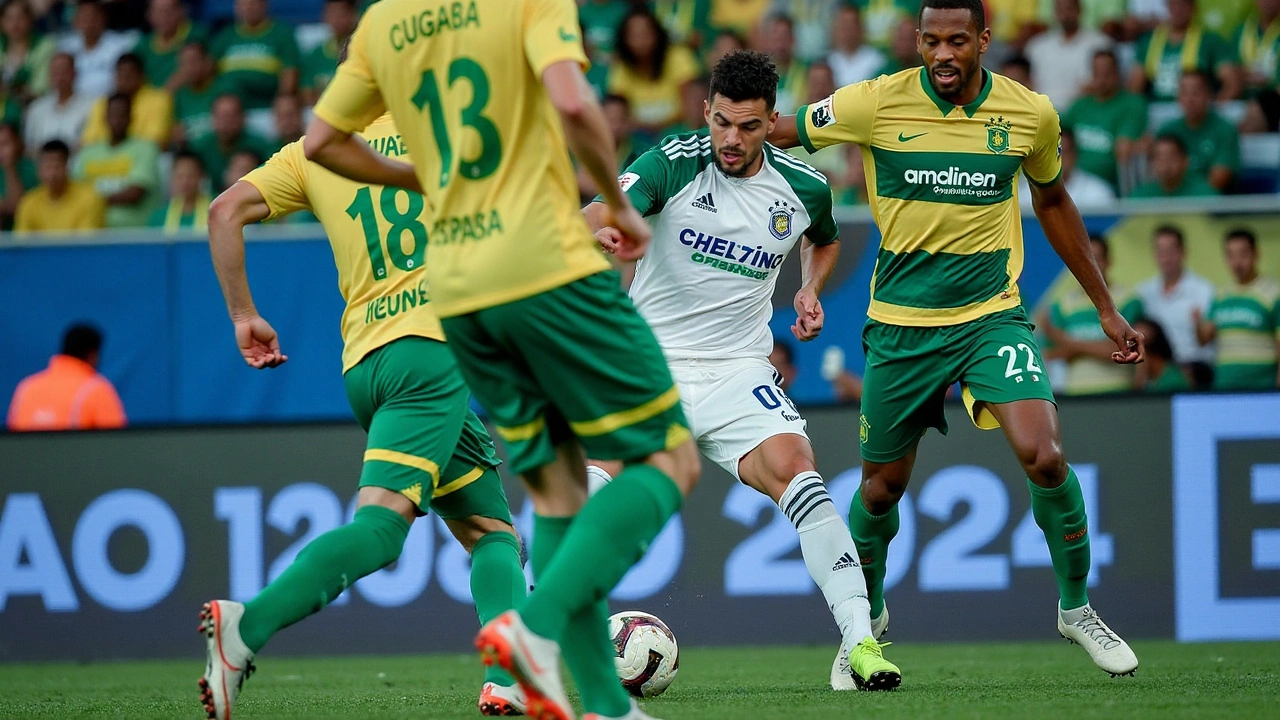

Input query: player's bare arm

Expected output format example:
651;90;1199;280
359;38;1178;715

793;237;839;342
1030;178;1144;364
303;120;422;193
543;60;650;260
208;181;288;369
767;114;801;149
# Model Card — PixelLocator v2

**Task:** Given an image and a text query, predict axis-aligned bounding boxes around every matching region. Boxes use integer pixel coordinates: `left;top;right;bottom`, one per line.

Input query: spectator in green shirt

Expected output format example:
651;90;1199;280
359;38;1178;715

1157;70;1240;192
72;93;160;227
1128;0;1242;101
0;121;35;229
170;41;226;147
1135;318;1193;392
190;93;274;192
1130;134;1221;198
1064;49;1148;192
579;0;630;62
148;149;208;233
1235;0;1280;93
135;0;205;92
0;0;56;100
1194;229;1280;389
300;0;356;106
272;92;303;148
210;0;299;110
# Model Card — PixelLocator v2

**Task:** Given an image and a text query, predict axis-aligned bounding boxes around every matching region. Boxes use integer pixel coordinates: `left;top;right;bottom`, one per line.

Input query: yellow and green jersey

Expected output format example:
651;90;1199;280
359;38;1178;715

797;68;1061;327
1208;275;1280;389
241;115;444;373
312;0;609;318
1049;282;1142;395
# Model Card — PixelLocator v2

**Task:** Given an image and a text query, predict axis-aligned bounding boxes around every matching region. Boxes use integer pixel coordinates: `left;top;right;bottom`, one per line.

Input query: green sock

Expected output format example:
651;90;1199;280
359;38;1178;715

847;487;899;618
470;531;527;687
532;515;631;718
522;464;682;642
1028;467;1091;611
239;505;410;653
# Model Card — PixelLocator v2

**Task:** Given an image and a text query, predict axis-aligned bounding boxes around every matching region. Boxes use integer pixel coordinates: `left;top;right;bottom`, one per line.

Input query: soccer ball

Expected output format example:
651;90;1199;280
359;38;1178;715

608;611;679;698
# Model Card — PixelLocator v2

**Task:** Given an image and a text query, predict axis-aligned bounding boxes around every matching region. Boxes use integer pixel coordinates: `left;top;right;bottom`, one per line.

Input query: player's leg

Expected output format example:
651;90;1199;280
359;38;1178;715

199;338;466;720
448;272;698;719
960;309;1137;676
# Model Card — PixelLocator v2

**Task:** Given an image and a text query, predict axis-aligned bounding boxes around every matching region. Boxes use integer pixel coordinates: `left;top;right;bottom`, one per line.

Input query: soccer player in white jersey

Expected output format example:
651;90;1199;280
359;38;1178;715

585;50;901;692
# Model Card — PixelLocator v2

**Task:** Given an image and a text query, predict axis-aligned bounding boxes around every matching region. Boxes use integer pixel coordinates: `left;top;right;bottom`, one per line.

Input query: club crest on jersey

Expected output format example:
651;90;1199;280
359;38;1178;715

619;172;640;191
810;96;835;128
768;199;795;240
985;116;1012;154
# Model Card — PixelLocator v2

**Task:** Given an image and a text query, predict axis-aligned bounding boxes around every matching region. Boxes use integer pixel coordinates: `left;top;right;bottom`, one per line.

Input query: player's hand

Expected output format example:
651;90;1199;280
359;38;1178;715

1100;309;1143;364
792;286;824;342
234;315;288;369
595;226;624;255
605;203;651;261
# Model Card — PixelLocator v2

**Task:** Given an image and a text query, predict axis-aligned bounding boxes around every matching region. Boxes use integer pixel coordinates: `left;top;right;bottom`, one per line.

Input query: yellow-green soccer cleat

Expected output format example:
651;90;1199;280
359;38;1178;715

849;637;901;692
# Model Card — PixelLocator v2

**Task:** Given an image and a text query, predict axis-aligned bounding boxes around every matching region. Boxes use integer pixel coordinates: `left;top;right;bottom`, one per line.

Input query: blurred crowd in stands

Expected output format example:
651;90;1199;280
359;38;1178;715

0;0;1276;236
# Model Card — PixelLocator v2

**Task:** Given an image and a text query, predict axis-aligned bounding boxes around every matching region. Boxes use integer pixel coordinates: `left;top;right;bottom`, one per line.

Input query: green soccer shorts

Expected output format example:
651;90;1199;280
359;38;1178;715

343;336;512;524
859;306;1057;464
440;270;690;475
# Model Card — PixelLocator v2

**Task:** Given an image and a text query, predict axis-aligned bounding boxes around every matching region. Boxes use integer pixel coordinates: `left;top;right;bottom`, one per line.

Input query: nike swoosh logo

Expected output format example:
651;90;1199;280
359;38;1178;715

559;27;578;42
898;132;928;142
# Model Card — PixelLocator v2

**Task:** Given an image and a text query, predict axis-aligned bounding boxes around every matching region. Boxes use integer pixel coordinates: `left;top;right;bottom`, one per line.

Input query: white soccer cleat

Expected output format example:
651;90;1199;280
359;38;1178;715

831;604;889;691
478;681;527;716
198;600;256;720
583;699;661;719
1057;603;1138;677
476;610;573;720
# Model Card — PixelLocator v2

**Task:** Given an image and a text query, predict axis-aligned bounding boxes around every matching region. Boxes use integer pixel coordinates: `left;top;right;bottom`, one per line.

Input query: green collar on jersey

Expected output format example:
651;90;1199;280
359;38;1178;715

919;67;992;118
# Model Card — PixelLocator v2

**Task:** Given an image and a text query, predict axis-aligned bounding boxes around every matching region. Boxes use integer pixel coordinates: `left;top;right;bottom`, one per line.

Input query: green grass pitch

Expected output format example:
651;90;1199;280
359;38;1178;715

2;641;1277;719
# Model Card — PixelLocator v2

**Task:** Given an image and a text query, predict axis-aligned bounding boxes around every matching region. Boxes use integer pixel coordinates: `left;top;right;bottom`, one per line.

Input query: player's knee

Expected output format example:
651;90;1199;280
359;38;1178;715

445;515;516;554
861;466;908;514
1022;440;1067;488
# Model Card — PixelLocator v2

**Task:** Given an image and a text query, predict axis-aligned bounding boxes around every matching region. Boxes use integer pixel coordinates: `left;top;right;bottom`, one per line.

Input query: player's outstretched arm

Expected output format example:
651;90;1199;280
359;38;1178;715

1030;178;1144;365
209;181;287;369
768;114;800;149
303;119;421;193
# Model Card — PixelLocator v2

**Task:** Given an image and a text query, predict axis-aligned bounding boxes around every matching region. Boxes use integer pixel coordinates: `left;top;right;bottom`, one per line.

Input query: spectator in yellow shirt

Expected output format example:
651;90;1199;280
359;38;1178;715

81;52;173;147
14;139;105;233
609;8;701;134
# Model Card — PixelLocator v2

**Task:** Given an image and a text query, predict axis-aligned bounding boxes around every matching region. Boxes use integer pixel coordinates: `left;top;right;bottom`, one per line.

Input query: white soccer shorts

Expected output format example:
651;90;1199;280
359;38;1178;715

670;358;809;479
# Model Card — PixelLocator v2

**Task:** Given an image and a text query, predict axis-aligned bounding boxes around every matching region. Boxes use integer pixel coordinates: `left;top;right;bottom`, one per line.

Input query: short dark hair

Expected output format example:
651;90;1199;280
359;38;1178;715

116;52;143;71
1181;69;1214;90
107;91;131;110
1137;319;1174;361
231;149;263;166
602;93;630;111
709;50;778;111
40;139;70;159
1154;132;1188;156
1154;224;1185;249
62;323;103;361
173;149;204;173
1225;228;1257;250
1002;55;1031;75
920;0;986;30
1093;48;1119;66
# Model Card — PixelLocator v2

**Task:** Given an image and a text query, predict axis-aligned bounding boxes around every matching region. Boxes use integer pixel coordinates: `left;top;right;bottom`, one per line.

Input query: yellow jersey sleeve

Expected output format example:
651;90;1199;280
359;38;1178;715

523;0;588;77
796;77;881;153
312;19;387;134
1023;94;1063;187
241;142;311;220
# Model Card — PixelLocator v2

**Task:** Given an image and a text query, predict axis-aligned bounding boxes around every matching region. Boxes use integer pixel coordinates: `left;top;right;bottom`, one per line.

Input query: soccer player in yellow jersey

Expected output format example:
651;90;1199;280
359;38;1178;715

771;0;1145;678
200;110;530;718
301;1;702;719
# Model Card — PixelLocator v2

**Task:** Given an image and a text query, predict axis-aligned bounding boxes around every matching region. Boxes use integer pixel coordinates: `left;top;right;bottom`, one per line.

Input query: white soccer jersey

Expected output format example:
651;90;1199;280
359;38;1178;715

621;132;839;361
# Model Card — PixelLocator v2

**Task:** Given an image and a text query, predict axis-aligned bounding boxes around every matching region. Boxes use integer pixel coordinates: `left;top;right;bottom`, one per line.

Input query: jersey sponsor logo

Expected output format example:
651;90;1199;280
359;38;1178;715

678;227;784;280
1215;306;1266;329
810;96;835;128
430;209;504;245
692;192;717;212
985;116;1012;154
619;172;640;191
902;166;1000;197
389;0;481;51
768;199;794;240
363;278;431;324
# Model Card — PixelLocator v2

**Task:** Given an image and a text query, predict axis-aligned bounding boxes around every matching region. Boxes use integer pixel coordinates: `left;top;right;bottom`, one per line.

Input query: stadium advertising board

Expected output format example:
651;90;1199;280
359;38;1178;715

1;394;1278;661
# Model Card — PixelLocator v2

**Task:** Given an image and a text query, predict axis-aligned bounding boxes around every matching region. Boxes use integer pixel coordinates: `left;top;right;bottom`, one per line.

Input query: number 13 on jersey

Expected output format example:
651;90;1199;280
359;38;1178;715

410;57;503;187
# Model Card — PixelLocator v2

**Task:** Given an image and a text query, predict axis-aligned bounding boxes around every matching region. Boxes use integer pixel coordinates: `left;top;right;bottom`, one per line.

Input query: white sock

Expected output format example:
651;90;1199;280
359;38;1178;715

778;471;873;646
586;465;613;496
